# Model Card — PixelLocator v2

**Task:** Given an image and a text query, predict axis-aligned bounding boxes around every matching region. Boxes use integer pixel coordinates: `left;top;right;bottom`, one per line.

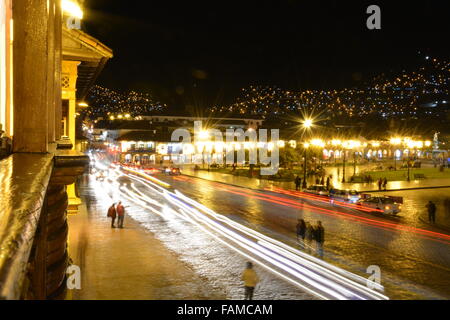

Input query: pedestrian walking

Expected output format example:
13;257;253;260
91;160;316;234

315;177;320;185
241;262;259;300
314;221;325;258
426;200;437;224
326;176;331;190
383;177;387;191
107;203;117;228
378;178;382;191
296;219;307;248
305;222;315;253
116;201;125;228
295;175;302;191
320;176;325;185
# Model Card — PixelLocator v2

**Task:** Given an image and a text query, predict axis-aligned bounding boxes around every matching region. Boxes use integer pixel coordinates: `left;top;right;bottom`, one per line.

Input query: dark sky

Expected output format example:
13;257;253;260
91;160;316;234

83;0;450;112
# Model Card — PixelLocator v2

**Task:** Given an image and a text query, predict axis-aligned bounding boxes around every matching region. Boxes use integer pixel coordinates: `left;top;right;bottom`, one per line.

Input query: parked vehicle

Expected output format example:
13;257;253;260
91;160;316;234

330;189;360;203
303;184;329;196
357;196;402;214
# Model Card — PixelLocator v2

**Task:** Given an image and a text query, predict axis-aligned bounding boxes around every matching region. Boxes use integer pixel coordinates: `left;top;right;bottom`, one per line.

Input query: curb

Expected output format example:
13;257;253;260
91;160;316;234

359;186;450;193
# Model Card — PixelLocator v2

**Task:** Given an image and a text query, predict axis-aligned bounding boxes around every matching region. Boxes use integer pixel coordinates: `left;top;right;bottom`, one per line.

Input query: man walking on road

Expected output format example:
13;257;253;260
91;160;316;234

241;262;259;300
315;221;325;258
116;201;125;228
107;203;117;228
426;201;437;224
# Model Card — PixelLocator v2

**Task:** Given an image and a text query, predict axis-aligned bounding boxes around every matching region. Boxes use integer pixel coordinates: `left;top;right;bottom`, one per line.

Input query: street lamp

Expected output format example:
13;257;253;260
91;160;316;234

342;149;346;183
390;137;402;170
303;118;313;129
302;142;309;188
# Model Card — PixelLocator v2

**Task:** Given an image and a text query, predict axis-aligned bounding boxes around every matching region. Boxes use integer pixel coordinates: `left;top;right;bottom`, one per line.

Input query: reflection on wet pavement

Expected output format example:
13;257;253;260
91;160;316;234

161;174;450;299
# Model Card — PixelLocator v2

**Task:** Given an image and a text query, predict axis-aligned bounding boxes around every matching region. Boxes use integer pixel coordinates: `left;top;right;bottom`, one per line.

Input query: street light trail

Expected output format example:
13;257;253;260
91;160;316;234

112;167;388;300
213;184;450;244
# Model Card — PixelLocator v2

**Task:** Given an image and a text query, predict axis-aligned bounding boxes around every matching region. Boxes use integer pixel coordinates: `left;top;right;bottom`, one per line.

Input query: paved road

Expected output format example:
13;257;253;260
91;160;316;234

94;168;317;300
153;173;450;300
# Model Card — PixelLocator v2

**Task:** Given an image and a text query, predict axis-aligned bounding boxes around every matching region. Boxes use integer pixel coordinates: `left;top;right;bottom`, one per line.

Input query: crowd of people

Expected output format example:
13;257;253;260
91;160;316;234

294;174;333;191
296;219;325;258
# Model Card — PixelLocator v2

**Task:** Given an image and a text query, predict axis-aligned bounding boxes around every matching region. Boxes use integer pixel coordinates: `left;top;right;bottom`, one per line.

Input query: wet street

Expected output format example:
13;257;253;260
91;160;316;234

81;156;450;300
74;171;317;300
155;174;450;300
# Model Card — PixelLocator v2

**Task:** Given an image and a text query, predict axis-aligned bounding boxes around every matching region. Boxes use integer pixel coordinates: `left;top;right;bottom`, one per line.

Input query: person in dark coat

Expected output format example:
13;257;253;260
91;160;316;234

107;203;117;228
326;176;331;190
426;201;437;223
296;219;307;248
314;221;325;258
378;178;383;191
295;175;302;191
382;177;388;191
305;222;314;253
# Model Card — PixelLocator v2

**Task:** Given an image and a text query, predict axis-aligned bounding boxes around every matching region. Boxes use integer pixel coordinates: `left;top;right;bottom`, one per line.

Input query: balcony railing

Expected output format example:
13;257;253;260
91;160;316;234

0;147;88;300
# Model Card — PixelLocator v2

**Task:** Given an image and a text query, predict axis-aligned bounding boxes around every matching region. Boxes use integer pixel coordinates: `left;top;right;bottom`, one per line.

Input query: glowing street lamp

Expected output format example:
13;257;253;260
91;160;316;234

198;130;209;140
302;118;313;129
61;0;84;19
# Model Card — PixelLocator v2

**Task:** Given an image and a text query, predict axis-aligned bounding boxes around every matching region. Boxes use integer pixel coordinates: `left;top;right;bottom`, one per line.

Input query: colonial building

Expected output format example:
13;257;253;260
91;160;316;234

0;0;110;300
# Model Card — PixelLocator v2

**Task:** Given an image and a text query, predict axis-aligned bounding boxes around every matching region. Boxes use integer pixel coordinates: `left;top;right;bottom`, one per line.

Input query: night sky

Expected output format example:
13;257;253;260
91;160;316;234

83;0;450;112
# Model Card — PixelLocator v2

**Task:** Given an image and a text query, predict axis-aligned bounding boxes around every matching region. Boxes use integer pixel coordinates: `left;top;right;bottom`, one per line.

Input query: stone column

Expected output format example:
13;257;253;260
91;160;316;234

47;0;56;143
54;0;63;140
12;0;49;153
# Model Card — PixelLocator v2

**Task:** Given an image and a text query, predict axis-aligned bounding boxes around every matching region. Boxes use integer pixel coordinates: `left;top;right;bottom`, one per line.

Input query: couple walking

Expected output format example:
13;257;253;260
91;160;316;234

296;219;325;258
107;201;125;228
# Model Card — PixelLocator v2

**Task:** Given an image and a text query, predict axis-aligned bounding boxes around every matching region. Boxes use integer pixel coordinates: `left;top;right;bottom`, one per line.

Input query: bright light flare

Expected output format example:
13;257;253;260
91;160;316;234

61;0;83;19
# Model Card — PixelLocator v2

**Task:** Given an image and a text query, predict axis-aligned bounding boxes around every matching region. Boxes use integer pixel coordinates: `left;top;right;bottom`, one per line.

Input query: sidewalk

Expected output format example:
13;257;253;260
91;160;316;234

66;175;225;300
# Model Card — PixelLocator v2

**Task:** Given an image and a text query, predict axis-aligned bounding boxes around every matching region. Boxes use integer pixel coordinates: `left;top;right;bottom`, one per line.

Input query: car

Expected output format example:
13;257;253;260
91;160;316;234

168;167;181;175
357;196;402;215
143;167;159;175
303;184;329;196
330;189;360;203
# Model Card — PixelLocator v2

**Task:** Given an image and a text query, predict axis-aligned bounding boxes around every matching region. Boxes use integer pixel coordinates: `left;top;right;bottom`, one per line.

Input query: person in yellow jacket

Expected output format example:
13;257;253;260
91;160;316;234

241;262;259;300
